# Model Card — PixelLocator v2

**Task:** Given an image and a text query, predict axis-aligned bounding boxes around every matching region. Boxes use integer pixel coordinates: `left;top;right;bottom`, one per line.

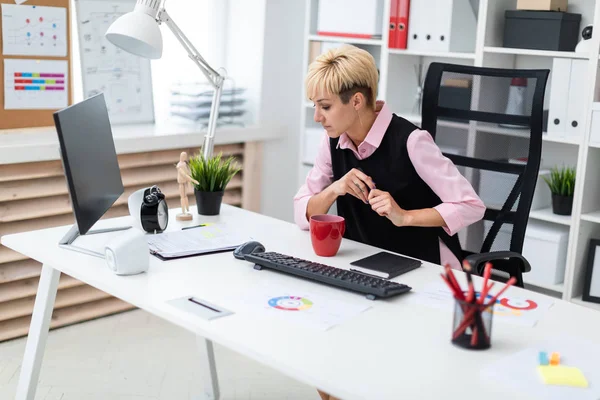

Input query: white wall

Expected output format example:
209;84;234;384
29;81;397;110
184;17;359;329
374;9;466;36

257;0;306;222
225;0;267;127
226;0;305;222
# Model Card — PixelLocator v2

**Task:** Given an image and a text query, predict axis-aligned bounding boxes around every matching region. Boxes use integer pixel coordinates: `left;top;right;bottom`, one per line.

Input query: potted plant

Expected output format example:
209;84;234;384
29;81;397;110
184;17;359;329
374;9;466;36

188;152;241;215
543;166;576;216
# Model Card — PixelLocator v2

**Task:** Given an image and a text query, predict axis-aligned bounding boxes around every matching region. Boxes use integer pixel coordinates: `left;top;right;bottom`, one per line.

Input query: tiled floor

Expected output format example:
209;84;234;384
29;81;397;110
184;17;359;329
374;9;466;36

0;309;320;399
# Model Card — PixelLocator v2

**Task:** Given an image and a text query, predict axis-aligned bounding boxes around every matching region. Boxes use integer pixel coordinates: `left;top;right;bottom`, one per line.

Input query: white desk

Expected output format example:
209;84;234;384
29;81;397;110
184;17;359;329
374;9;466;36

3;205;600;400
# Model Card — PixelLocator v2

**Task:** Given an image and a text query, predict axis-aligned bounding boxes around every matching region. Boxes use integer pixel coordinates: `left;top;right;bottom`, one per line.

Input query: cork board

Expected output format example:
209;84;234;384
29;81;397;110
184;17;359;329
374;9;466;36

0;0;72;130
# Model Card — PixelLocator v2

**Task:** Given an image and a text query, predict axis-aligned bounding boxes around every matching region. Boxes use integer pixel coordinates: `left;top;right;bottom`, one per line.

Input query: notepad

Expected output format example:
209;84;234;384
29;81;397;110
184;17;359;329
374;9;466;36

538;366;589;388
349;251;421;279
146;223;251;260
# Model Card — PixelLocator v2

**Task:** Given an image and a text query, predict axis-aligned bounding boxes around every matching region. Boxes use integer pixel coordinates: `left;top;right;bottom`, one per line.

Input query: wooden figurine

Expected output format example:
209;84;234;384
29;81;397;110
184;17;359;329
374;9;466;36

176;151;199;221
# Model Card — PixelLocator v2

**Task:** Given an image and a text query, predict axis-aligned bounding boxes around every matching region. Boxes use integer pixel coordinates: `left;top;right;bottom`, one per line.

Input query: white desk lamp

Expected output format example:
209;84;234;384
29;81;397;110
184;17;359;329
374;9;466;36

105;0;224;159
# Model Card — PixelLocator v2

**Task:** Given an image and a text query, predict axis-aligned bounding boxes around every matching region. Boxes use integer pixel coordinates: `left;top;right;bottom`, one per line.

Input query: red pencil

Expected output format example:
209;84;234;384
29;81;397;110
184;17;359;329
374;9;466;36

480;281;495;304
478;263;493;305
453;307;478;339
462;260;475;303
440;273;461;299
445;265;466;301
485;277;517;307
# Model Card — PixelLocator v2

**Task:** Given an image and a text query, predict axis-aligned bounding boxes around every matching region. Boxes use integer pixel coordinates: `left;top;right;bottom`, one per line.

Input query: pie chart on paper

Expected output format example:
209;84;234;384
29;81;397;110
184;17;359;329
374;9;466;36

268;296;313;311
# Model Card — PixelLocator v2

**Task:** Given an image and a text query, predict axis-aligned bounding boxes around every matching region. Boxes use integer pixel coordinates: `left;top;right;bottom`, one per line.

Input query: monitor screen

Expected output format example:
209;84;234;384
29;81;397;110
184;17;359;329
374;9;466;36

54;93;124;235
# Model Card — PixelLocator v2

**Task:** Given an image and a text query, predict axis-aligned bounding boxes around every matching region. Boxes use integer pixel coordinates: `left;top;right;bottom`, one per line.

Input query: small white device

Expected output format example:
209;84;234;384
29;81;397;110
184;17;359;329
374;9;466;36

104;228;150;275
128;188;145;231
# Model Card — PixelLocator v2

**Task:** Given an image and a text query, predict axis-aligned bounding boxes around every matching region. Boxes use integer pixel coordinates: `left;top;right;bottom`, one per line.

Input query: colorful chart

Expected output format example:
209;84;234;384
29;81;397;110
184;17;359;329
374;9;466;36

3;59;68;110
472;292;539;316
1;4;67;57
13;72;65;91
268;296;313;311
407;282;553;327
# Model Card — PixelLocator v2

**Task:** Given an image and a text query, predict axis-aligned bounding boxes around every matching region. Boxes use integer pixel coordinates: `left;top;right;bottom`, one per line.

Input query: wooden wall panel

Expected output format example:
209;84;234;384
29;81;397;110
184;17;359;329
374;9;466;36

0;142;258;342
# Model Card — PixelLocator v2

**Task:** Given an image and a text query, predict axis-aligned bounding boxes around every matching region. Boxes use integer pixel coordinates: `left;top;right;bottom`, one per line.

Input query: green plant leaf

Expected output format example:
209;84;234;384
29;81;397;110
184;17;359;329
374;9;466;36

188;151;241;192
544;165;575;197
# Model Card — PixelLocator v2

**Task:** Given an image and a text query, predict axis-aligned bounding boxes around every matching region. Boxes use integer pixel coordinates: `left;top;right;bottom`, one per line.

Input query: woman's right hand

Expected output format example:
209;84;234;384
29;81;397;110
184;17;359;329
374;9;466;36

330;168;376;204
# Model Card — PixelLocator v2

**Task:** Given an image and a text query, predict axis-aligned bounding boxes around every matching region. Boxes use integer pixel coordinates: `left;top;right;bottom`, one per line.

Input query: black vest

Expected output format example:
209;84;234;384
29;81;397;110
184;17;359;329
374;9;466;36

330;114;461;265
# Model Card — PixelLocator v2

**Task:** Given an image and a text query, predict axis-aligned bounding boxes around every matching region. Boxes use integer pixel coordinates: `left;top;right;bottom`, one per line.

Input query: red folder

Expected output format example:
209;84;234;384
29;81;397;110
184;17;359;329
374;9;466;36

388;0;399;48
396;0;410;49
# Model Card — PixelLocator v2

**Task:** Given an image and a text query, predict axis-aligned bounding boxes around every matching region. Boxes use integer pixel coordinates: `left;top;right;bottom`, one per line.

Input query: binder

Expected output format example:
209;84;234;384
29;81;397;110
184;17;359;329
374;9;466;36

566;59;587;139
407;0;476;52
388;0;398;48
407;0;426;51
433;0;452;52
547;58;572;138
317;0;383;39
396;0;410;49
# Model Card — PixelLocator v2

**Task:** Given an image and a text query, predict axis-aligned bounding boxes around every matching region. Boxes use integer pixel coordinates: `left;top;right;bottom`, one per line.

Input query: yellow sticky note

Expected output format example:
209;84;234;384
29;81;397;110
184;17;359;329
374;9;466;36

538;366;589;388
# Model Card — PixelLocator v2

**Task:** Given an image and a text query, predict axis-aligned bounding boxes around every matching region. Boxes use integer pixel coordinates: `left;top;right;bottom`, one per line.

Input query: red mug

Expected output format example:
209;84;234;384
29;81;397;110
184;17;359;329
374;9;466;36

309;215;345;257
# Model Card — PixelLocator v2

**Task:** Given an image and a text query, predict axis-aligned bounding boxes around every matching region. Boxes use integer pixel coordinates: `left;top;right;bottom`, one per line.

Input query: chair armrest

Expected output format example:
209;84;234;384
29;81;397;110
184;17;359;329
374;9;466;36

464;251;532;276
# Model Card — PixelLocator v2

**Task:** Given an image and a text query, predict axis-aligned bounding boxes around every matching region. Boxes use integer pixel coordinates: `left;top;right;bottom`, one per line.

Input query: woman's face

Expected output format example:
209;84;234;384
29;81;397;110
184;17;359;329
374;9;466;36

312;91;357;138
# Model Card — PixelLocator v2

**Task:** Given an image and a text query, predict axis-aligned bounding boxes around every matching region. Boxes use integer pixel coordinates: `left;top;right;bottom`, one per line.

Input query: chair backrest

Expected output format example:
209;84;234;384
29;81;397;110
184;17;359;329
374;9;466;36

421;63;549;263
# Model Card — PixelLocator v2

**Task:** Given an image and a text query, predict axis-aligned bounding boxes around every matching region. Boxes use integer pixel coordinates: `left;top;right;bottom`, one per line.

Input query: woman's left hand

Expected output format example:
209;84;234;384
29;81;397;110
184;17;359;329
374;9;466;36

368;189;407;227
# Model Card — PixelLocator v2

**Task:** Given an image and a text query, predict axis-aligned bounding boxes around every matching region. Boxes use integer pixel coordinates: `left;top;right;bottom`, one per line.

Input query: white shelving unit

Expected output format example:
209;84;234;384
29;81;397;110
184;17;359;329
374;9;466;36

388;49;476;59
297;0;600;311
484;46;590;59
307;34;384;46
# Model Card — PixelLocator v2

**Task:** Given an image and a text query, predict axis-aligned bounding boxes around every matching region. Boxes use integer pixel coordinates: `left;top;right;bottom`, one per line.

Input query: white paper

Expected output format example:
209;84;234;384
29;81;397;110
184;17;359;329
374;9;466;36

230;283;372;331
15;0;29;5
2;4;67;56
146;224;252;259
481;335;600;400
406;282;554;327
4;59;68;110
75;0;154;124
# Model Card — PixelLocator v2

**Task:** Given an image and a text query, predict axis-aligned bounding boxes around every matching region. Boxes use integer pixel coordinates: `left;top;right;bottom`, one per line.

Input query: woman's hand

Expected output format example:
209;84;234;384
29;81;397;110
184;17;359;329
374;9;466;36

330;168;376;204
368;189;407;227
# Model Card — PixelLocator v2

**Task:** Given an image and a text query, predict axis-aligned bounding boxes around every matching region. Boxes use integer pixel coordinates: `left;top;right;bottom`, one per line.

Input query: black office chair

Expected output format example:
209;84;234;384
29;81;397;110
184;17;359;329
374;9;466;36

421;62;550;287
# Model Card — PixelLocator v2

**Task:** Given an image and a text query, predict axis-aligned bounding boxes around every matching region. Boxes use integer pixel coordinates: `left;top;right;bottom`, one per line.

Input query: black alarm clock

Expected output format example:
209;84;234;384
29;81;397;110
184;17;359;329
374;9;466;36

140;185;168;233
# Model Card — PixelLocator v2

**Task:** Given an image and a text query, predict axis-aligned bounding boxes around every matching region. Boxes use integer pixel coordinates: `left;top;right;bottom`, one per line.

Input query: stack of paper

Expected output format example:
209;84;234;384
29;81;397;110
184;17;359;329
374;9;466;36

146;224;252;260
169;80;247;125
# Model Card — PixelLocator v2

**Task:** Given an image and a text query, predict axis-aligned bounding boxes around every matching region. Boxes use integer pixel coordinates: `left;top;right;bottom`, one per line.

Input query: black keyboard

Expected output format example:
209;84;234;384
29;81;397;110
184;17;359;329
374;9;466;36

243;252;412;300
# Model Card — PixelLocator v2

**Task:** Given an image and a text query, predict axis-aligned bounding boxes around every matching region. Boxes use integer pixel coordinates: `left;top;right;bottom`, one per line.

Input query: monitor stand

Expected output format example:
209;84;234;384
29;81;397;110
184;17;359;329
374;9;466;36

59;224;131;258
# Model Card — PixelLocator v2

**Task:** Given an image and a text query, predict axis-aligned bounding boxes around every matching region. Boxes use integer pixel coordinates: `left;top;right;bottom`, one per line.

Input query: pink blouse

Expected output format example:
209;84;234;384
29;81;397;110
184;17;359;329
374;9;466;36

293;101;485;270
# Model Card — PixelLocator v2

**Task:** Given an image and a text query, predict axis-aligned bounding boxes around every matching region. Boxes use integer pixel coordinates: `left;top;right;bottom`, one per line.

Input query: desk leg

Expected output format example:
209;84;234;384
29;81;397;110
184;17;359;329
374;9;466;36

16;264;60;400
196;335;220;400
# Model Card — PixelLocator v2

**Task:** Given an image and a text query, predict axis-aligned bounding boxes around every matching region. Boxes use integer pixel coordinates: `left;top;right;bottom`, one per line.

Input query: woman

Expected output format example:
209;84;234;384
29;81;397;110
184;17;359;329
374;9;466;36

294;44;485;400
295;44;485;274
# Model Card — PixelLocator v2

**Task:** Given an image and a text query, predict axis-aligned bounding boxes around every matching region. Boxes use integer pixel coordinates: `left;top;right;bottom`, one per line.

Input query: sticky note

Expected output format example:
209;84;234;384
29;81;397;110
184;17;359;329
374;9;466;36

538;366;589;388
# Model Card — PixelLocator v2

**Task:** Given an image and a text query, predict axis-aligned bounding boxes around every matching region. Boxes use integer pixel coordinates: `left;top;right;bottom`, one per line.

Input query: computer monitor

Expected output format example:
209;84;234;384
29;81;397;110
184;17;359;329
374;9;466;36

54;93;129;255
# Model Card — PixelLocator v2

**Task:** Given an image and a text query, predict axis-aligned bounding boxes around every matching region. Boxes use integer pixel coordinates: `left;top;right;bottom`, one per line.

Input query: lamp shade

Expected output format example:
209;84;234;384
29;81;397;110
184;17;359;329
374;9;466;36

105;10;163;59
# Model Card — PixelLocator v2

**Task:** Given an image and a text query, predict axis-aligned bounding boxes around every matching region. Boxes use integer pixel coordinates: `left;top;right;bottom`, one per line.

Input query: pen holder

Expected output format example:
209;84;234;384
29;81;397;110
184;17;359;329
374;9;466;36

451;296;494;350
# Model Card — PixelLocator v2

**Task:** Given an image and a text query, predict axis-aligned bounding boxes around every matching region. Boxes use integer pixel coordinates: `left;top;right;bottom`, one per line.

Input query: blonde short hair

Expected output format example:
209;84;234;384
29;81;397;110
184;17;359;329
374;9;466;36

305;45;378;109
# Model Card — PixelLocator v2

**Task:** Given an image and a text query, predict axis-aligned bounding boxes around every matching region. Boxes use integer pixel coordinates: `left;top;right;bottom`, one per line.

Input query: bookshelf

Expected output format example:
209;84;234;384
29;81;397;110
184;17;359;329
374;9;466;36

297;0;600;310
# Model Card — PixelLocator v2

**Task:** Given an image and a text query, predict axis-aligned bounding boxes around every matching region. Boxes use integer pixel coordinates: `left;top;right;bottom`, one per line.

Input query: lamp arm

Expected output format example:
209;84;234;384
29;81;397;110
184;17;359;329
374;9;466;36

158;9;224;159
158;9;222;87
